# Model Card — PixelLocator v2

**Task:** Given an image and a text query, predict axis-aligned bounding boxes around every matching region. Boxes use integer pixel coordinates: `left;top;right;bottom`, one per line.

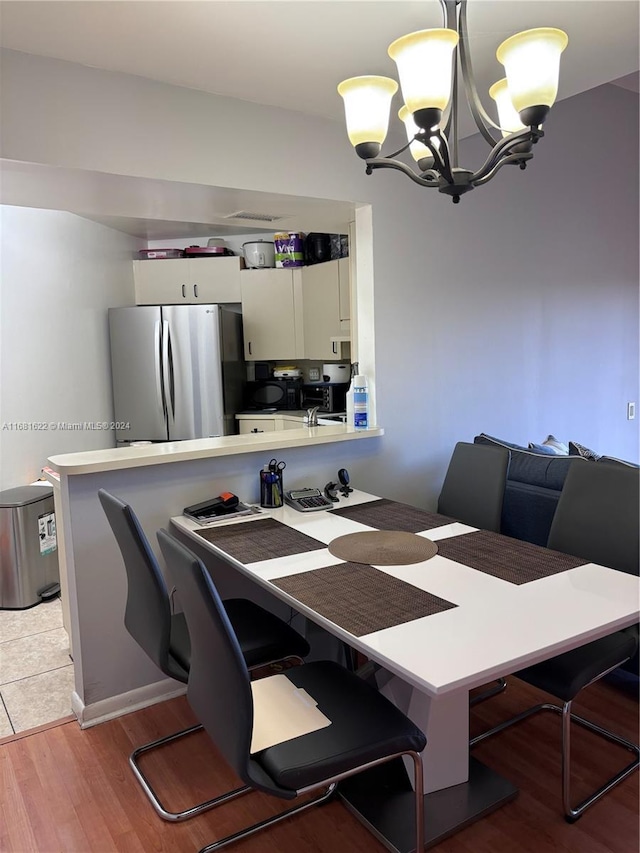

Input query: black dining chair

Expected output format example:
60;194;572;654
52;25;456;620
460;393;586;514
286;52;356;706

437;440;510;532
438;441;511;705
157;528;427;853
98;488;310;822
471;461;640;821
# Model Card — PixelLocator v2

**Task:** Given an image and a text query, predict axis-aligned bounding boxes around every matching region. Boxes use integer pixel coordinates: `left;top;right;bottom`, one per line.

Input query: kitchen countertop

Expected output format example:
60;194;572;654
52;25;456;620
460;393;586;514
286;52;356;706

47;422;381;475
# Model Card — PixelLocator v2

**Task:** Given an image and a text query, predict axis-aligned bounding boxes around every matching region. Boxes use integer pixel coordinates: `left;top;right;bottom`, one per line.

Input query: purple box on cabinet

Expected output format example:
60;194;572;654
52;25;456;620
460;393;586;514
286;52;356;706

275;232;304;268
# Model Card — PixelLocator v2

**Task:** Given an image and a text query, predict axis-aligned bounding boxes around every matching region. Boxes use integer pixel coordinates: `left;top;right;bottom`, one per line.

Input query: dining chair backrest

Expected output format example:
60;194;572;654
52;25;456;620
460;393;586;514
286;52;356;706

98;489;174;677
437;441;510;532
156;529;270;791
547;461;640;576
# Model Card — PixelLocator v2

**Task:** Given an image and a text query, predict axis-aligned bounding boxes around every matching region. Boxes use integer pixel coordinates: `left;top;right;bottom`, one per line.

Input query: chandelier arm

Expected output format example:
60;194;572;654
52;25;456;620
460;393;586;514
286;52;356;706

458;0;502;146
427;130;454;184
365;157;440;187
439;0;458;152
383;139;414;160
471;128;540;183
472;152;534;187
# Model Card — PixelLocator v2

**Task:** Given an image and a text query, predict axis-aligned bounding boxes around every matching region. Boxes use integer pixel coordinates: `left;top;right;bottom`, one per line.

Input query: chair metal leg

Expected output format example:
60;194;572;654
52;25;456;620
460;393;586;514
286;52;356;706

470;700;640;822
198;750;425;853
130;724;251;822
561;699;640;822
469;678;507;707
199;784;337;853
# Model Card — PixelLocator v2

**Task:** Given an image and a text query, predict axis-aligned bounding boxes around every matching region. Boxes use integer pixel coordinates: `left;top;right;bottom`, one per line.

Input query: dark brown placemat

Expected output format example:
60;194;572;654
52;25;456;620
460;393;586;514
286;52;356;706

329;531;438;565
329;498;456;533
195;518;325;563
272;562;456;637
436;529;587;584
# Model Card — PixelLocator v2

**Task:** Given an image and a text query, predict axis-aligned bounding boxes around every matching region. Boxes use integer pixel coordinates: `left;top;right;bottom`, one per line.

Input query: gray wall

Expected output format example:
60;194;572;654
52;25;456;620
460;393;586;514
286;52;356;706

0;206;138;489
1;48;638;510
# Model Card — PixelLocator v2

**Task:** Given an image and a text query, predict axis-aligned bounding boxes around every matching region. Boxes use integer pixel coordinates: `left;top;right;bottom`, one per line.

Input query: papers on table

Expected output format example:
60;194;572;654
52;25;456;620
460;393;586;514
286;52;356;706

250;673;331;753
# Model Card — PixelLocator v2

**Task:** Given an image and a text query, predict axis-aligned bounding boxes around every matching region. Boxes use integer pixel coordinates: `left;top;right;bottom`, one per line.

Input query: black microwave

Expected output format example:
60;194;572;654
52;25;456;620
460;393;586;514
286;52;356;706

244;379;302;411
300;383;349;413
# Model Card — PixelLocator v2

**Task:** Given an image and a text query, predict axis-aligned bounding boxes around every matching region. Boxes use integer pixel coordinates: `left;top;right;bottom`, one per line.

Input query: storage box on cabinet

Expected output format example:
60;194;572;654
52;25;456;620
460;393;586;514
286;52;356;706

133;257;242;305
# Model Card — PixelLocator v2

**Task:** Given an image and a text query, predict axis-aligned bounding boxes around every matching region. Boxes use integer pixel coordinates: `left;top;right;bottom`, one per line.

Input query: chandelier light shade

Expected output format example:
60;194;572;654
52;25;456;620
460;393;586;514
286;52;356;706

488;78;526;136
337;0;568;203
337;75;399;158
496;28;569;126
388;29;459;130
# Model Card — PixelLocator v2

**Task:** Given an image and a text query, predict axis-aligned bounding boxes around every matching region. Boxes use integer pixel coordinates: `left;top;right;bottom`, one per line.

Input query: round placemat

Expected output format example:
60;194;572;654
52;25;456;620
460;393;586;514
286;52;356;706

328;530;438;565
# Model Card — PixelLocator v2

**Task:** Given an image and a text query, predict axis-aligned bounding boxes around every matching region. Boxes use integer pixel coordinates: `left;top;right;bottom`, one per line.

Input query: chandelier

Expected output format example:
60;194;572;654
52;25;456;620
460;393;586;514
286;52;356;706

337;0;568;203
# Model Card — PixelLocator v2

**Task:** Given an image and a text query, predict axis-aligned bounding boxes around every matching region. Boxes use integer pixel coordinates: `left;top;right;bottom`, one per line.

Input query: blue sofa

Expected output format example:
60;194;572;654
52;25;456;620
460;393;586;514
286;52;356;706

473;433;638;547
473;434;589;546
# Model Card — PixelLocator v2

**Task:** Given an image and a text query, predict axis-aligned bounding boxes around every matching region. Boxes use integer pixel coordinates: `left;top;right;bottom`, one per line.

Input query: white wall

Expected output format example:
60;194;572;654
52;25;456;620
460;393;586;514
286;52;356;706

0;206;137;489
1;48;638;506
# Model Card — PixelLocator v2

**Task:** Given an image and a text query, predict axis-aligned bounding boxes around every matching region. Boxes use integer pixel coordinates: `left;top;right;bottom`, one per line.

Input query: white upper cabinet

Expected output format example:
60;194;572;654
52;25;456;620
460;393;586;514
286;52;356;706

302;259;351;360
240;268;304;361
133;257;242;304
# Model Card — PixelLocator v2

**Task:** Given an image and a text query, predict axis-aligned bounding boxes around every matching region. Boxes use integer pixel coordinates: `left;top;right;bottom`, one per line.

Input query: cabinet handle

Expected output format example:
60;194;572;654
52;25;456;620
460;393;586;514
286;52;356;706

251;428;264;433
332;341;338;354
182;285;186;298
193;284;199;298
248;342;252;356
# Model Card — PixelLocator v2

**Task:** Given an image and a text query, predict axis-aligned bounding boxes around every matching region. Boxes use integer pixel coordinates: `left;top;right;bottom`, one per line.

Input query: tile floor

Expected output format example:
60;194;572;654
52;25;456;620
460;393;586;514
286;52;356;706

0;598;74;736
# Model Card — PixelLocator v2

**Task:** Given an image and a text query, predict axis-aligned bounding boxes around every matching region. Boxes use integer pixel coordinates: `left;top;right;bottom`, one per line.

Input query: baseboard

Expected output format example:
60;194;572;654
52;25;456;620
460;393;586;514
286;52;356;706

72;679;187;729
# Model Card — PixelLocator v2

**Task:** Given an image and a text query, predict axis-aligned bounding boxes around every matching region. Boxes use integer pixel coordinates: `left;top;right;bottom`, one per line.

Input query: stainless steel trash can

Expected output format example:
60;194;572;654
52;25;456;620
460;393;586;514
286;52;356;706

0;485;61;609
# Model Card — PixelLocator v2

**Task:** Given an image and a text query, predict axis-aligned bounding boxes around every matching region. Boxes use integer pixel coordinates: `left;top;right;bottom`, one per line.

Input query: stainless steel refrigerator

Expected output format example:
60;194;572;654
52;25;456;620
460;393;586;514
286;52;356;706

108;304;245;445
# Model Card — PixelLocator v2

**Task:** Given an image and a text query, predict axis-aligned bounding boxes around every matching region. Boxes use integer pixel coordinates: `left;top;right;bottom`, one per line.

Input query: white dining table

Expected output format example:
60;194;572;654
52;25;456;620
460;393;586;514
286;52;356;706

171;489;639;852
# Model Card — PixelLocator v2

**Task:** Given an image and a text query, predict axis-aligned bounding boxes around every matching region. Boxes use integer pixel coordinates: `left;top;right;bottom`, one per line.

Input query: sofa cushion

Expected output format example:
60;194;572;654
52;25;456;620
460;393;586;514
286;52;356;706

474;434;584;491
598;456;640;469
474;433;528;451
502;481;563;546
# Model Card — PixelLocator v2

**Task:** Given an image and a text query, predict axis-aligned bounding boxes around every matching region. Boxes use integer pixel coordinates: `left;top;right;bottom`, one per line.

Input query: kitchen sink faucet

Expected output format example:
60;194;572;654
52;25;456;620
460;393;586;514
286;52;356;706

306;406;320;427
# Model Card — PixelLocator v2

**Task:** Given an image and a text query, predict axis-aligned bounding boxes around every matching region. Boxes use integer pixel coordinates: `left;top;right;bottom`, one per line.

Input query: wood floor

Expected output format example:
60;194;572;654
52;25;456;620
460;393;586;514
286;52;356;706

1;673;637;853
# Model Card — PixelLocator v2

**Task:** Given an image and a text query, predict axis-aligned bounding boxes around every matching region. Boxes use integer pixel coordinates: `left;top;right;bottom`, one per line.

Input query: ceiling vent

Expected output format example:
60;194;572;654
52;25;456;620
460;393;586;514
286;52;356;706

223;211;287;223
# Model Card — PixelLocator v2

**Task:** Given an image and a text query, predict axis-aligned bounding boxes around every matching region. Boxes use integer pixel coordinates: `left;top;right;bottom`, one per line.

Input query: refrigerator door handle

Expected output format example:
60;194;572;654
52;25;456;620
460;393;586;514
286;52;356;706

161;319;175;427
154;320;165;418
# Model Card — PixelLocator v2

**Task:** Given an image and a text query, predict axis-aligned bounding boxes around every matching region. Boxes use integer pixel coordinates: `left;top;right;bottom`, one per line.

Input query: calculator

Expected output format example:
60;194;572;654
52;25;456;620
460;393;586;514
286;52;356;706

284;488;334;512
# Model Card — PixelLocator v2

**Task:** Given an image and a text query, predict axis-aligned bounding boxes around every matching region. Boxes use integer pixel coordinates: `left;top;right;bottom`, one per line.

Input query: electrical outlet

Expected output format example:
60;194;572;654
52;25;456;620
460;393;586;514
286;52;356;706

309;367;321;381
628;402;636;420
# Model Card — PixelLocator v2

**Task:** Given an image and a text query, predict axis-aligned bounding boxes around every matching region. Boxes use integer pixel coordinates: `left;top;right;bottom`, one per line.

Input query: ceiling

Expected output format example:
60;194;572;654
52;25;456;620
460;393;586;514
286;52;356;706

1;1;638;126
1;1;638;240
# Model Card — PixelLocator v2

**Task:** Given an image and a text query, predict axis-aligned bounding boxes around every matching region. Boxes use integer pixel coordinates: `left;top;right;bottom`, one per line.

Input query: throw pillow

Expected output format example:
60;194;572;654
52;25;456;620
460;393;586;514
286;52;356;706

542;434;569;455
569;440;601;461
528;442;562;455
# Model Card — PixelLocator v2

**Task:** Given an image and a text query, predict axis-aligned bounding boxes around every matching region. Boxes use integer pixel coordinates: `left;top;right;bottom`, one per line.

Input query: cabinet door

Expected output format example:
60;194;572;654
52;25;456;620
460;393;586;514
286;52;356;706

189;257;241;303
240;269;301;360
301;260;343;360
238;418;277;434
133;260;190;304
134;257;242;305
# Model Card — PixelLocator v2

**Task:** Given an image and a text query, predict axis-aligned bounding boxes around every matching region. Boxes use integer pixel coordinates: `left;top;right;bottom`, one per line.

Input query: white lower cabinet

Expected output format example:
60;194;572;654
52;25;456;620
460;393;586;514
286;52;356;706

237;414;308;434
133;257;242;305
238;418;278;434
